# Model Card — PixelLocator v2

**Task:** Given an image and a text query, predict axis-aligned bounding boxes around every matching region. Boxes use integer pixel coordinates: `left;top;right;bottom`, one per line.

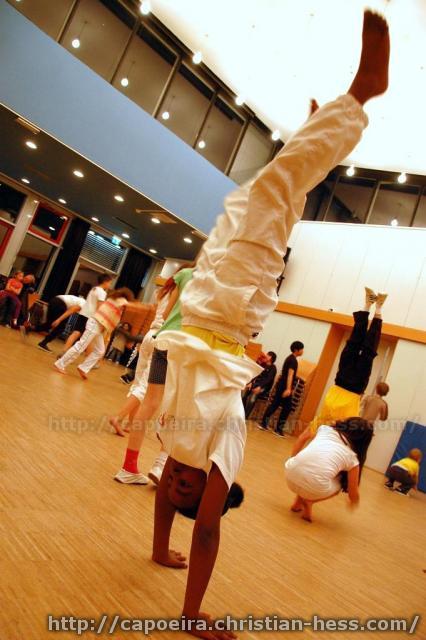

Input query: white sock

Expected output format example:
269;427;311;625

374;306;382;318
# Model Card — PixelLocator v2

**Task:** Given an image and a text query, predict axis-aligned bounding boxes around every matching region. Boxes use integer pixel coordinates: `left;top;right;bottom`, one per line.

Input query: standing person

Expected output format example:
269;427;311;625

54;288;136;379
242;351;277;419
292;289;387;456
0;270;24;328
361;382;389;422
113;266;194;478
17;274;36;327
385;449;422;495
62;274;113;352
259;341;304;436
37;294;85;352
285;418;374;522
147;12;390;635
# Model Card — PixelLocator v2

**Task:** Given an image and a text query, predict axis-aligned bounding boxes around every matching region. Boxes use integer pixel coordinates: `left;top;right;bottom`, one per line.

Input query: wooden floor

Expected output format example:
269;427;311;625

0;328;425;640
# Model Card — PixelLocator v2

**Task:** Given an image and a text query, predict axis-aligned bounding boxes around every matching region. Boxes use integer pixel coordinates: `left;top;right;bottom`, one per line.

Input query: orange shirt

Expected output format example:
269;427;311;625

6;278;23;295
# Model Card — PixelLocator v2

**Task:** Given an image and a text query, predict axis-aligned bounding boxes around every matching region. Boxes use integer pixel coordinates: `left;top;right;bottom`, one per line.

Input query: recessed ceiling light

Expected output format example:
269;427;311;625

397;172;407;184
151;217;160;224
346;165;355;177
73;169;84;178
114;194;124;202
192;51;202;64
149;248;157;254
162;111;170;120
49;226;56;231
91;216;99;222
88;230;95;235
122;232;130;239
33;200;39;204
21;177;30;184
140;0;151;15
183;237;193;244
271;129;280;141
235;96;244;106
198;140;206;149
390;218;399;227
120;77;129;87
25;140;37;150
58;198;67;204
71;38;80;49
60;216;68;220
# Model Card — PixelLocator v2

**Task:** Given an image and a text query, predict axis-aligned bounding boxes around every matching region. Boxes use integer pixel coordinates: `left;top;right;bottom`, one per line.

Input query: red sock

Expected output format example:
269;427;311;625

123;448;139;474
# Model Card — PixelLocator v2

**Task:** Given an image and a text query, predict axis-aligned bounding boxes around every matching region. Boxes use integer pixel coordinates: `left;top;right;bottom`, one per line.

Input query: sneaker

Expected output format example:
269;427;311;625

148;464;164;486
38;342;52;353
114;468;149;485
53;362;66;375
20;325;27;340
256;423;268;431
365;286;377;305
274;430;286;438
120;375;131;385
376;292;388;308
394;487;409;496
384;481;394;490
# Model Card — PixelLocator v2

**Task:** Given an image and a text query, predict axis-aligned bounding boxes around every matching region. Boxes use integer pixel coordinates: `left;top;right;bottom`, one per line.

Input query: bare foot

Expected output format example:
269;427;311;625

291;496;304;512
109;416;126;437
349;10;390;105
77;367;87;381
301;500;313;522
310;99;319;116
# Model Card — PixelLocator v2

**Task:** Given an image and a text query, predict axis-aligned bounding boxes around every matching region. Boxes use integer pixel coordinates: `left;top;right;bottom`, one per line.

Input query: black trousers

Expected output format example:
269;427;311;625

40;297;68;345
242;388;266;419
386;465;415;492
335;311;382;394
261;385;293;434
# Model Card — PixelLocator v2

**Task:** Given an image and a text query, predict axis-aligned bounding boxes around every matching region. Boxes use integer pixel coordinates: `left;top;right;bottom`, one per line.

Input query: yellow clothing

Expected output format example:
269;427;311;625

182;325;244;357
309;384;361;435
393;457;419;479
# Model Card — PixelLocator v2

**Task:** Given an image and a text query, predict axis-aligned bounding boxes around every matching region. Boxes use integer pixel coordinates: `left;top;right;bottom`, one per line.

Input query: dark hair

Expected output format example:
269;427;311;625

334;418;374;492
108;287;135;302
157;262;194;300
98;273;113;285
376;382;389;396
121;322;132;331
290;341;304;353
177;482;244;520
267;351;277;364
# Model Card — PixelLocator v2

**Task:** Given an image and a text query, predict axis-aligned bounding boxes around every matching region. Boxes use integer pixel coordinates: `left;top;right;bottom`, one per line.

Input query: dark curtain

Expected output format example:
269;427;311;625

42;217;90;301
116;248;152;297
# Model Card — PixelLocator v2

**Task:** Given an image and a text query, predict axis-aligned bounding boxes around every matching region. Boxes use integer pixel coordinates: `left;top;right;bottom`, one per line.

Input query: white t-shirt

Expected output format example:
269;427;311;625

57;295;85;309
80;286;107;318
156;330;261;488
285;425;359;500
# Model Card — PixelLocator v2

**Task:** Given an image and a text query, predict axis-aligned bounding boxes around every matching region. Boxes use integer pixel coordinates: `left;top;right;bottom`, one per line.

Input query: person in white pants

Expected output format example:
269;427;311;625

150;11;390;635
54;288;136;379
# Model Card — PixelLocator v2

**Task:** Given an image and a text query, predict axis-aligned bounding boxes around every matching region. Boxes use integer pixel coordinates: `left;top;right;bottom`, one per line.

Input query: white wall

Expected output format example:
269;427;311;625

281;221;426;329
366;340;426;473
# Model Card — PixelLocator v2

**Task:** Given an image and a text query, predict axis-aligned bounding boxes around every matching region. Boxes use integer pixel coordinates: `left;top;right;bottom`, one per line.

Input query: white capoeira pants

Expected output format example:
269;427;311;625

128;329;156;402
181;94;369;346
55;317;106;374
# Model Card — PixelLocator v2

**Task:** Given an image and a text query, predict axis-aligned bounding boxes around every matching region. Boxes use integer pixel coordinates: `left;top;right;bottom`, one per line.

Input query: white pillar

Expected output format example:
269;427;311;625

0;196;39;275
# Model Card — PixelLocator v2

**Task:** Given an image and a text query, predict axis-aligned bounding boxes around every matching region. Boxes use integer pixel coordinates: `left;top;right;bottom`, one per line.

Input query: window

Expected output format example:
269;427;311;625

197;97;245;172
60;0;134;80
412;188;426;228
368;183;420;227
0;182;26;224
229;123;273;184
112;26;177;114
7;0;75;40
302;179;335;221
29;204;69;243
12;234;56;282
325;176;376;223
0;220;13;258
80;230;124;272
159;65;213;145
